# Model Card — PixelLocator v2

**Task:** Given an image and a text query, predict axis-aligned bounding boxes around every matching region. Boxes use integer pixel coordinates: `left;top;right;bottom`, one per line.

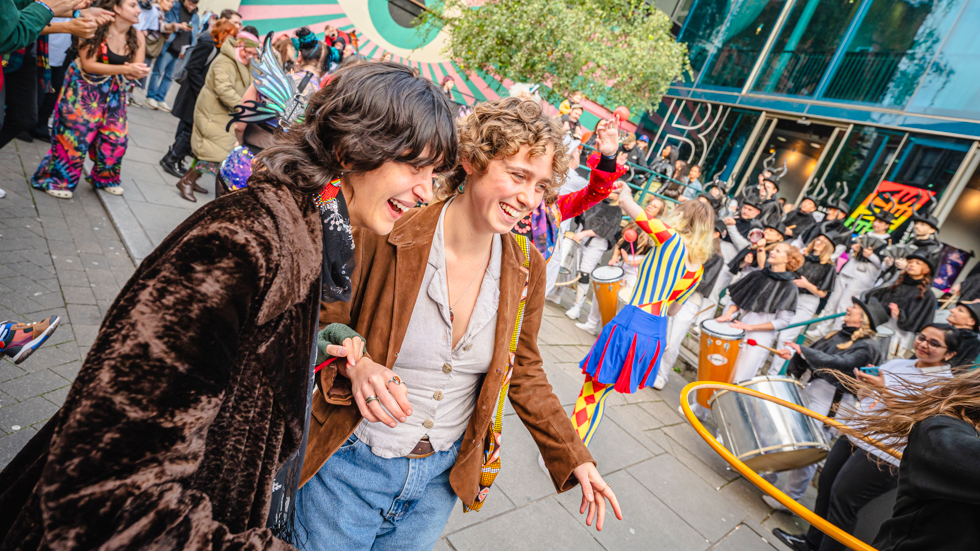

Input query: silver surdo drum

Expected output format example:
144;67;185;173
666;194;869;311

710;376;831;473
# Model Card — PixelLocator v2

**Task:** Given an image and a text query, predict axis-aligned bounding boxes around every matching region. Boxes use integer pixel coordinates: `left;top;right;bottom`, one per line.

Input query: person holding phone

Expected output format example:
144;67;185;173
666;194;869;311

773;323;959;551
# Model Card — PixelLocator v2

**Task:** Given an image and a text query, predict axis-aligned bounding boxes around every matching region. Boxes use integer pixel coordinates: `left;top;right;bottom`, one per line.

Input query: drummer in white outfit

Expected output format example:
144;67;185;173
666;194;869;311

696;205;757;328
769;233;838;374
715;243;804;383
761;297;888;510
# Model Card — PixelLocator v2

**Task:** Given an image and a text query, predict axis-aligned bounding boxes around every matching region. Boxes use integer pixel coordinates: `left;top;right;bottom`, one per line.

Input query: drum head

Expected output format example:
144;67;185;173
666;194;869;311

876;325;895;337
701;319;746;339
592;265;625;283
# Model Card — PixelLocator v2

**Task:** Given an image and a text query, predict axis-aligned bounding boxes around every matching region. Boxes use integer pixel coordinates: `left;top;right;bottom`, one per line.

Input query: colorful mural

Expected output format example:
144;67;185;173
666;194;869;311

845;180;935;234
237;0;632;131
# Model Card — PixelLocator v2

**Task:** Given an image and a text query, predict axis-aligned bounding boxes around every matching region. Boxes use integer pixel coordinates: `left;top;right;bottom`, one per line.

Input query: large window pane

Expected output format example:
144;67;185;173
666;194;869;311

680;0;738;73
823;0;965;107
699;0;786;89
907;2;980;120
819;126;905;228
751;0;862;96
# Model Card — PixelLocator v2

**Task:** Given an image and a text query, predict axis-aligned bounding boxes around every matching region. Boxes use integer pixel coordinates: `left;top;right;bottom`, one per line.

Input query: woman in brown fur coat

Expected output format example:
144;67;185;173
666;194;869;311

0;62;457;550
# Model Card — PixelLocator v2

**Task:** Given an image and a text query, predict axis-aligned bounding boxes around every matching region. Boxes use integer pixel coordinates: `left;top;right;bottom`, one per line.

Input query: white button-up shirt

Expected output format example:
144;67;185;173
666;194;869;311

355;200;502;458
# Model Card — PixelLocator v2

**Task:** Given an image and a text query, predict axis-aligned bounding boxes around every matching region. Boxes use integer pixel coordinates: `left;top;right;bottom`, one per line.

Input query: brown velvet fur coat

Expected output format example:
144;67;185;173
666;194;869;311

0;179;321;550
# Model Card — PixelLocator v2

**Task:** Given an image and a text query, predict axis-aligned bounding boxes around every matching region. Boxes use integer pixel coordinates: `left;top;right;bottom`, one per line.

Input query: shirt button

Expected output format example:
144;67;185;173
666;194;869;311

442;363;453;373
464;343;473;351
433;390;444;401
423;419;434;429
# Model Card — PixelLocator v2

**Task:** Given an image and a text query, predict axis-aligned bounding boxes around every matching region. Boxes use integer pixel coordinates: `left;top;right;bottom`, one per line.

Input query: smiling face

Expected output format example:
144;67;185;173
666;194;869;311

763;227;783;243
914;326;955;364
872;218;890;233
763;180;777;197
843;303;866;328
645;197;664;219
768;243;789;268
661;145;672;159
947;305;978;330
800;198;816;214
813;235;828;254
913;221;936;238
343;160;436;235
688;166;701;181
460;144;553;234
117;0;141;24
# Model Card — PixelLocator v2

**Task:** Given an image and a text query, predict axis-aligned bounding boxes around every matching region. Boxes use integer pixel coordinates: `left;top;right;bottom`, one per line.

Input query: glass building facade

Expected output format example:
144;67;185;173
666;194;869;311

640;0;980;274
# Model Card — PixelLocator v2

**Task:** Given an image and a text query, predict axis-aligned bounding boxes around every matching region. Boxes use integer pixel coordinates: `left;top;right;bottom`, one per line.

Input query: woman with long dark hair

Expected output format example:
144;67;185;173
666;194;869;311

868;252;938;356
32;0;149;199
773;323;960;551
0;62;458;549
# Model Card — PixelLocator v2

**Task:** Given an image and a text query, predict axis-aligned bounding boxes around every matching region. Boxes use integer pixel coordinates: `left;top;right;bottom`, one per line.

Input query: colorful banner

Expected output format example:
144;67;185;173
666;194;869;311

844;181;935;235
935;244;973;292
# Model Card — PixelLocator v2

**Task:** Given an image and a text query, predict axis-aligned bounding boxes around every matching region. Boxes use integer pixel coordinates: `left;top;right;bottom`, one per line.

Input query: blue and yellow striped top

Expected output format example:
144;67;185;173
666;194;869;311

628;212;703;316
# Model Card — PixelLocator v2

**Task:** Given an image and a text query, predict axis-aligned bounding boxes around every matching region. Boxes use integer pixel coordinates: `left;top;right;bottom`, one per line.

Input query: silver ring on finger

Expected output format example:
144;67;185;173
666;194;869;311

365;395;379;405
387;375;402;386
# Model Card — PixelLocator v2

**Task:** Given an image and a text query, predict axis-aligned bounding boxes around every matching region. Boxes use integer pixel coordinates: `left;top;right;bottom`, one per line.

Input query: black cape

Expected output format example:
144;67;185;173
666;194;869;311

722;217;758;244
959;262;980;302
785;325;883;391
909;234;944;269
796;256;836;297
868;274;938;333
781;209;816;239
728;267;798;314
758;199;783;227
800;218;849;248
952;329;980;372
696;253;724;295
728;244;759;275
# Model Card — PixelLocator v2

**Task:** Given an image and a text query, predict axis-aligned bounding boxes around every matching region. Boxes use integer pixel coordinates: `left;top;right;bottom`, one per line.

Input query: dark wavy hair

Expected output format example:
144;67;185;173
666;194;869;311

81;0;140;63
294;27;321;67
253;62;457;194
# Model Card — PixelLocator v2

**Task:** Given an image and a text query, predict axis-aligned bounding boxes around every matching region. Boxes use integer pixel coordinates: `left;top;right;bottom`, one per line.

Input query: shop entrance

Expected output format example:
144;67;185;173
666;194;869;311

735;117;848;209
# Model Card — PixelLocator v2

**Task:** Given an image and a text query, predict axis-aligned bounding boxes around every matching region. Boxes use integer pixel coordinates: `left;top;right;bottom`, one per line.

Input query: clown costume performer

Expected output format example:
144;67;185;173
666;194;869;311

573;198;715;445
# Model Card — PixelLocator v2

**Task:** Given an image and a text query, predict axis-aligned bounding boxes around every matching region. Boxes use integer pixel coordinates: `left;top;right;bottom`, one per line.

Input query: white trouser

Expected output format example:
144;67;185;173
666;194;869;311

659;293;702;378
882;318;914;357
773;378;855;500
810;274;875;337
573;238;609;308
696;268;733;328
545;219;574;298
731;312;778;383
769;294;821;375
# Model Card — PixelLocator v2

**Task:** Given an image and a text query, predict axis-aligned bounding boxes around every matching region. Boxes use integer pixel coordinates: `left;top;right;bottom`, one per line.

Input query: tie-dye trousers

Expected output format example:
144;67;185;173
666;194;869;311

32;63;128;192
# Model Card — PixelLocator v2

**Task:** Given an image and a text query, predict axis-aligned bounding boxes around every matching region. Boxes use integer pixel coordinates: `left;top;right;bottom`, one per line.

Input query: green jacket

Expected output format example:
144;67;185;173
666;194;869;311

0;0;53;56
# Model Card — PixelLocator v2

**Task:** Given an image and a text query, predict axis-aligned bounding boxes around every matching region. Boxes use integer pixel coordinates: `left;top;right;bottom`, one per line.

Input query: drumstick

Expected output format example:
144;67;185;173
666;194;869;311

746;338;780;354
939;295;957;310
695;303;716;316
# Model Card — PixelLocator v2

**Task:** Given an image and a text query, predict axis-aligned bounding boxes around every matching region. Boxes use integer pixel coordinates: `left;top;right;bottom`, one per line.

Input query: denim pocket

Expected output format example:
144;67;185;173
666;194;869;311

339;433;360;451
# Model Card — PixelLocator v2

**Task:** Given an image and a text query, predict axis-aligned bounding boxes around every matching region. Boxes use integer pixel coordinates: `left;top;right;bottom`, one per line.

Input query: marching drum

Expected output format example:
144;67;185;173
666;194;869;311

710;376;831;473
555;234;582;289
617;286;633;314
591;265;625;327
875;324;896;357
696;320;745;407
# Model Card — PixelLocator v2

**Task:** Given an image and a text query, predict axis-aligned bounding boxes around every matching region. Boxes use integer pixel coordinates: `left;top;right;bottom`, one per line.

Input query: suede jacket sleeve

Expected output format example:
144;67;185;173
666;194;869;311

36;222;292;550
507;249;595;491
0;0;53;55
554;152;626;222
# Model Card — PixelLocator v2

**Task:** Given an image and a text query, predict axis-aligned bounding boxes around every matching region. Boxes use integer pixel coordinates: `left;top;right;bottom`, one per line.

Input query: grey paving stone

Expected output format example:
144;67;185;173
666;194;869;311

664;424;741;484
3;369;71;401
56;269;90;288
24;343;80;370
442;485;516;535
640;399;687;428
0;362;27;384
71;324;100;348
43;386;71;408
585;409;656;475
491;411;564;506
540;361;585;407
448;498;604;551
710;524;778;550
612;403;665;431
66;304;103;326
0;395;60;430
628;454;746;542
62;285;98;305
51;361;82;383
555;470;709;551
0;426;37;469
432;538;455;551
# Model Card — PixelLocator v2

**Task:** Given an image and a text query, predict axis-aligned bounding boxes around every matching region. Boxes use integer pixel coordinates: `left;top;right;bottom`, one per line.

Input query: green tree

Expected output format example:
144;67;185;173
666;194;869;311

418;0;691;113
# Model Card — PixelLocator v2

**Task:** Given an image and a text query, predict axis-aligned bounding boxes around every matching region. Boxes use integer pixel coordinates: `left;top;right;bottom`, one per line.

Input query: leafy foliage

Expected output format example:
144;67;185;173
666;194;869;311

418;0;691;113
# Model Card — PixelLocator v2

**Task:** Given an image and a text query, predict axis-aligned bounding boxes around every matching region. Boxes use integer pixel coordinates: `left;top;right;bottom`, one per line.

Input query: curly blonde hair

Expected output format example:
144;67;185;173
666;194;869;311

438;97;570;203
660;200;715;265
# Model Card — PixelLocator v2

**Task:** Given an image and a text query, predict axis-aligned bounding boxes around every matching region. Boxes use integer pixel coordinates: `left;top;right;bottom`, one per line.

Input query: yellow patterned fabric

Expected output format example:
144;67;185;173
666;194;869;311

464;233;531;512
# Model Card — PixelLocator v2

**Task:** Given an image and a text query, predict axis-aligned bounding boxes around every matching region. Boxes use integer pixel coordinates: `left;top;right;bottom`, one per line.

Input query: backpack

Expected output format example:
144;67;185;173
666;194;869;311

172;34;216;85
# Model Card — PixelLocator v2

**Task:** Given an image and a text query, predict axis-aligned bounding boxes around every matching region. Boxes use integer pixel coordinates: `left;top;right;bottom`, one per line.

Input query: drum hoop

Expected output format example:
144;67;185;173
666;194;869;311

708;376;804;405
700;321;745;340
681;381;900;551
591;266;625;283
737;442;830;459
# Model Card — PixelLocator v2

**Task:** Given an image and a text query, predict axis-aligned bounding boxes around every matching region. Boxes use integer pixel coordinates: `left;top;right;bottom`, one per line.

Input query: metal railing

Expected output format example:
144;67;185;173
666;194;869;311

775;312;846;375
823;51;905;104
755;50;834;96
578;143;706;207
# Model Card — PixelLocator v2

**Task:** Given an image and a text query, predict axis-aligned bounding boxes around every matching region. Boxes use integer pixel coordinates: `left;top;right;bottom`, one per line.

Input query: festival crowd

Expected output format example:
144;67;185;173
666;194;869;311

0;2;978;551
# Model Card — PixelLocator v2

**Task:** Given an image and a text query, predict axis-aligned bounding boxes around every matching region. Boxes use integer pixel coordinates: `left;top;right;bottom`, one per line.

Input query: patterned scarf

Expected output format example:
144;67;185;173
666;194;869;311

314;178;355;303
511;200;559;261
1;38;52;93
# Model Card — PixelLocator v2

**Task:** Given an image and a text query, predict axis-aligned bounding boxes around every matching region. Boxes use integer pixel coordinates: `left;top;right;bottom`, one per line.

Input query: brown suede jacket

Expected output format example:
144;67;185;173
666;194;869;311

0;179;321;550
300;202;594;507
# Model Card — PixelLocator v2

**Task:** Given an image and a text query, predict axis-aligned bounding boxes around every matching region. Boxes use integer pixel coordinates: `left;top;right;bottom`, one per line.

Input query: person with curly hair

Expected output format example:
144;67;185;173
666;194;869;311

297;97;622;551
867;252;938;357
0;61;458;549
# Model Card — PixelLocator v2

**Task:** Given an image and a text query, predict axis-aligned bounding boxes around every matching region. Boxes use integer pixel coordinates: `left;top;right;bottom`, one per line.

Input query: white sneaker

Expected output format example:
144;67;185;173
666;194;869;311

574;321;598;336
537;453;548;474
762;494;790;513
653;371;668;390
546;293;562;305
145;98;159;110
0;188;6;198
565;306;582;320
157;101;171;112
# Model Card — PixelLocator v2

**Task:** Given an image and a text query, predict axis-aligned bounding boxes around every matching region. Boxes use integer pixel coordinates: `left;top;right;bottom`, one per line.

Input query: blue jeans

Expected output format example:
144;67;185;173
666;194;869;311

146;50;177;102
294;433;461;551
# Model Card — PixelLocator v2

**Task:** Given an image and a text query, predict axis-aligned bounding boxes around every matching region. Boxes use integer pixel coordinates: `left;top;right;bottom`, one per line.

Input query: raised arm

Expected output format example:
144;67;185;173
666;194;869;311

618;189;675;246
554;152;625;220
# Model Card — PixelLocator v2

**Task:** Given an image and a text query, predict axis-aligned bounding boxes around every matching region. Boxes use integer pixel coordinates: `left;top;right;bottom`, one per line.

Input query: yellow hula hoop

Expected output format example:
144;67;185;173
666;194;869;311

680;381;903;551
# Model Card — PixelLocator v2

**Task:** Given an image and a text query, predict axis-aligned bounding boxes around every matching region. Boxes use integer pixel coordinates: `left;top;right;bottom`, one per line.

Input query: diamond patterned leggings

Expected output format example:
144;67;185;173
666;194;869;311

571;374;617;447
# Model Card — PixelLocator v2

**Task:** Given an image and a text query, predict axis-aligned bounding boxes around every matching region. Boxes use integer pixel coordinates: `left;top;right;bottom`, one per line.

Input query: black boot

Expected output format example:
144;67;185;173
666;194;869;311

772;528;810;551
159;150;185;178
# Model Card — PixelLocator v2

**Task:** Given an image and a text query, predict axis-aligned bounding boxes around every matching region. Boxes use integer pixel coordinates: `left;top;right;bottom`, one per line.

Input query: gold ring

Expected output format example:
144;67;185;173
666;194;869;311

387;375;402;386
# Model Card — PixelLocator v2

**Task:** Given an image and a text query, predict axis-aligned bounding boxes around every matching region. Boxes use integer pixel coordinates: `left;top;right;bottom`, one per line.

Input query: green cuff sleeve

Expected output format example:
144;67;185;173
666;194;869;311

316;323;365;360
